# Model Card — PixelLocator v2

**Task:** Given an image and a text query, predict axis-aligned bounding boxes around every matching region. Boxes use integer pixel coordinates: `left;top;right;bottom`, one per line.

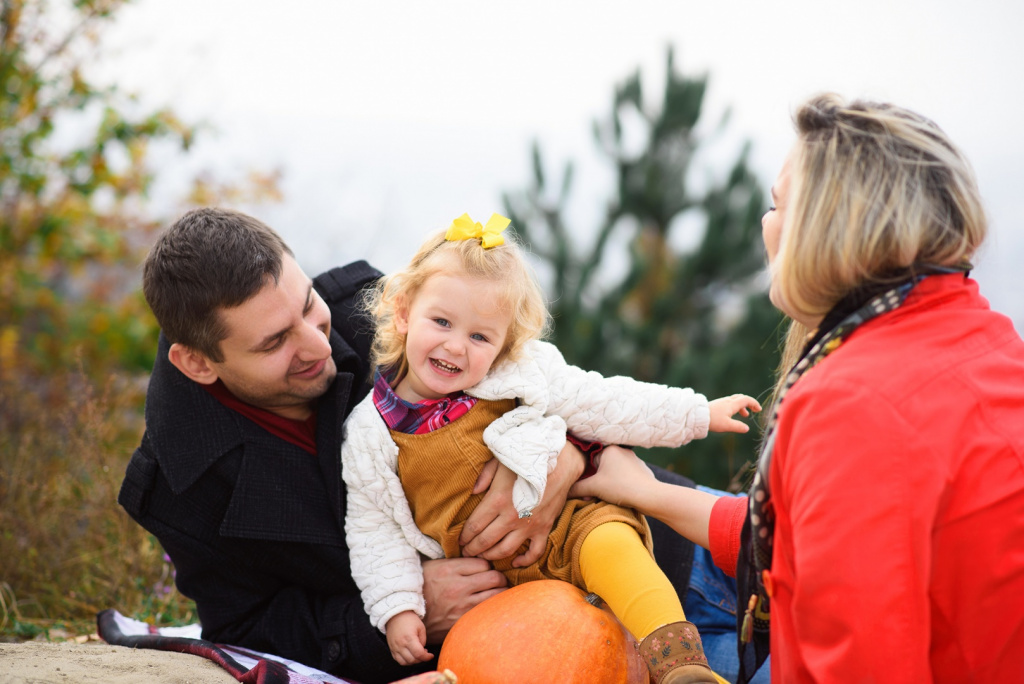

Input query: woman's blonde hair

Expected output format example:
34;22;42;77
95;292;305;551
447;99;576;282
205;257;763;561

771;93;988;398
365;227;550;382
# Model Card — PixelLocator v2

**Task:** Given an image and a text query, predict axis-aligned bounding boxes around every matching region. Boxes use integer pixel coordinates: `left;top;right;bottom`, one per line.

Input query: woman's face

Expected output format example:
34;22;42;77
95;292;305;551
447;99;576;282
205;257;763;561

762;152;823;329
762;156;791;314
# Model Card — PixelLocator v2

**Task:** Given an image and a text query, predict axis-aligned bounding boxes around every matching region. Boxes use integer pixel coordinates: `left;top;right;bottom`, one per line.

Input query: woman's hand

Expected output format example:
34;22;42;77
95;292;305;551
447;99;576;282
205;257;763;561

568;445;656;510
459;441;585;566
569;445;719;549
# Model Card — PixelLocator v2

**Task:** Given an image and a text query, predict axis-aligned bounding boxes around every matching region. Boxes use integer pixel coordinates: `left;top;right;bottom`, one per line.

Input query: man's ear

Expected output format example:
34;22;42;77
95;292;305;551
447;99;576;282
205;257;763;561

167;343;219;385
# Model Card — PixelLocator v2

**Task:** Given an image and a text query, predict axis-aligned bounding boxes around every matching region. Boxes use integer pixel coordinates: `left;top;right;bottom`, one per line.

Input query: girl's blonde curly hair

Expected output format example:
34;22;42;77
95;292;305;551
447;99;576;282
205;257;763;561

364;227;550;383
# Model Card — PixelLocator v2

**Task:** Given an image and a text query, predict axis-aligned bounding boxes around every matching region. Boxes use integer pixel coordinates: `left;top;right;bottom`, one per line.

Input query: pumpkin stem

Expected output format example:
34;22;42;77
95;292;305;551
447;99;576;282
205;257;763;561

584;592;604;608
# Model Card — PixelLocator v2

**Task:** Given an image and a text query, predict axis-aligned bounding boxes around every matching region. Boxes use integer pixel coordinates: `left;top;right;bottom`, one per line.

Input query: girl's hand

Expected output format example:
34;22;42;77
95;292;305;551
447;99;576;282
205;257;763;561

386;611;434;665
708;394;762;433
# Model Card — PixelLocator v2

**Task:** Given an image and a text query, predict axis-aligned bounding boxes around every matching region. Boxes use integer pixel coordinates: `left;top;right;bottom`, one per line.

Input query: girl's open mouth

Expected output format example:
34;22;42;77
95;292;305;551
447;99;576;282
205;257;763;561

430;358;461;374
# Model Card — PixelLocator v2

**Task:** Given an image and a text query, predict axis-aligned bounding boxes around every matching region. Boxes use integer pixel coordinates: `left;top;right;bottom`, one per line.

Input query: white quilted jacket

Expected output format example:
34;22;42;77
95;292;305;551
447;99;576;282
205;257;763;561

340;339;709;632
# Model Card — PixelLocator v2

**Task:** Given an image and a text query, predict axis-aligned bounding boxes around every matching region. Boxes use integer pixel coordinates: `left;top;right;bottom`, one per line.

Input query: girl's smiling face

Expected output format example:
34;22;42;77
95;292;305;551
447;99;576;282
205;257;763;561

393;272;512;404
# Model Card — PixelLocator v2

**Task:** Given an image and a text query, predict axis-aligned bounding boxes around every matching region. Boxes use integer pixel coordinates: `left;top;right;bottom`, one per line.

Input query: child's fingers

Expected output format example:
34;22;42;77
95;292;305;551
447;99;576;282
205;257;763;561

413;628;434;662
719;419;750;434
395;644;434;665
728;394;760;405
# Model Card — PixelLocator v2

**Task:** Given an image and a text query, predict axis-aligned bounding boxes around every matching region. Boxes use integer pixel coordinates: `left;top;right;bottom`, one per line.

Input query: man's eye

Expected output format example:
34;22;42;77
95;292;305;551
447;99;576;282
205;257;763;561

767;206;776;212
262;338;285;353
304;289;322;315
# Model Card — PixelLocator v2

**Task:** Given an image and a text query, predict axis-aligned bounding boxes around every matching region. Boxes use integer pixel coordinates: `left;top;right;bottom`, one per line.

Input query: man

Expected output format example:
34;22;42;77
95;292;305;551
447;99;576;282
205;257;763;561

119;208;719;683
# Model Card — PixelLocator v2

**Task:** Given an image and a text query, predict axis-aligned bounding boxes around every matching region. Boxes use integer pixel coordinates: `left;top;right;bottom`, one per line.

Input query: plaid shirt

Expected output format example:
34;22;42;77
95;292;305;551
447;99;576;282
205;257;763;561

372;370;604;476
372;370;477;435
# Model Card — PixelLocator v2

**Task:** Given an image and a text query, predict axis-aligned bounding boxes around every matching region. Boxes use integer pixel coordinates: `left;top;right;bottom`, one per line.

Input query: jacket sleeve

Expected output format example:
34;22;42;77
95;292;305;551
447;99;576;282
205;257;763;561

481;404;567;518
708;495;747;577
532;340;710;446
465;343;568;517
341;401;437;632
771;379;932;682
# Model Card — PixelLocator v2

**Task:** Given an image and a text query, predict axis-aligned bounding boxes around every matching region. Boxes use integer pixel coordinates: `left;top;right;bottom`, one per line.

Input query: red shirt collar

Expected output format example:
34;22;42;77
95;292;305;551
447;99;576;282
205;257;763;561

201;380;317;455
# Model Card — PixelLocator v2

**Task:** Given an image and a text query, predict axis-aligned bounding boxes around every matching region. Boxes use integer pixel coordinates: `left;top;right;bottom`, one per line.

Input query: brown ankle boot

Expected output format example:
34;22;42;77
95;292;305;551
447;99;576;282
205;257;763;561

636;621;717;684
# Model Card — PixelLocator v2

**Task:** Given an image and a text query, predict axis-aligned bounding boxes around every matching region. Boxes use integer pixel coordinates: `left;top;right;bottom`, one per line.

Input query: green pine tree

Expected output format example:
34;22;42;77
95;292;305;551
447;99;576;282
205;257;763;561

504;49;784;490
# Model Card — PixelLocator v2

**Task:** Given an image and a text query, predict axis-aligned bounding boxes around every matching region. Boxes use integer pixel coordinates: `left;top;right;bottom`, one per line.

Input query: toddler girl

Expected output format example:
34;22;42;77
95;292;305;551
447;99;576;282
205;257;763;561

342;213;760;684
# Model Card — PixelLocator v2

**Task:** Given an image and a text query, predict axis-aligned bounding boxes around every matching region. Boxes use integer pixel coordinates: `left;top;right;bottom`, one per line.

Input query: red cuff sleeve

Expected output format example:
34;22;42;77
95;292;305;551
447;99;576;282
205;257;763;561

567;433;605;480
708;495;747;578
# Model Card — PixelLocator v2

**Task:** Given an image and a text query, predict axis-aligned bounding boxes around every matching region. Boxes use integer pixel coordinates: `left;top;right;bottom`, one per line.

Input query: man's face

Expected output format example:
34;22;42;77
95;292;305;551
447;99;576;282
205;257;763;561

208;254;337;420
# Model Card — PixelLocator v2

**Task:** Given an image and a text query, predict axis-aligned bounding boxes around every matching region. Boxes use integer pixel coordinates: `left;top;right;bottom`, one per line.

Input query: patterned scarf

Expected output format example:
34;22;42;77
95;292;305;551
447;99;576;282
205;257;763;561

734;264;969;683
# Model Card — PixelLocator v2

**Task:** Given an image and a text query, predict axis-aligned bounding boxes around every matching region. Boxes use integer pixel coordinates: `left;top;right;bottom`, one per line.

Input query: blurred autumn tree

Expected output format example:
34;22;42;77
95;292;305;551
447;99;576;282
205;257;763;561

0;0;278;635
505;50;784;490
0;0;192;376
0;0;280;379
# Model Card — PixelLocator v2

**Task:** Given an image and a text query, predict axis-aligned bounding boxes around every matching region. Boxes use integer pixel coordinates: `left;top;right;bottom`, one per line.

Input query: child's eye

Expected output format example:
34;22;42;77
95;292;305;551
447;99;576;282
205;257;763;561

470;333;488;342
434;318;450;328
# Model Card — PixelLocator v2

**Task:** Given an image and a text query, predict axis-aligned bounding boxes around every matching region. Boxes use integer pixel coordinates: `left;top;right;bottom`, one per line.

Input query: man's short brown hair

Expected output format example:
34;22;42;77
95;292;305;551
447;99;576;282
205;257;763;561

143;208;293;362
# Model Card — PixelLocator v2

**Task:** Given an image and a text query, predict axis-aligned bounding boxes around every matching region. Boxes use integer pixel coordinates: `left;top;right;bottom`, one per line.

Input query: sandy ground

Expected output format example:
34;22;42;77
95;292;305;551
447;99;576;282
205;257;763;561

0;640;238;684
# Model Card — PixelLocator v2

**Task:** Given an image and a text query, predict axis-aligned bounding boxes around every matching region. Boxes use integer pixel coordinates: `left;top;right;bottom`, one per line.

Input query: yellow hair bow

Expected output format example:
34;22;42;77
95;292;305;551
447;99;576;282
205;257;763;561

445;213;511;249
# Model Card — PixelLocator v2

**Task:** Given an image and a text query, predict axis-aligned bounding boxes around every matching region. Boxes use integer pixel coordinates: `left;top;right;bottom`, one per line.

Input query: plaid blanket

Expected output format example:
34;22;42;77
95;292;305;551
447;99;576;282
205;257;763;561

96;610;456;684
97;609;354;684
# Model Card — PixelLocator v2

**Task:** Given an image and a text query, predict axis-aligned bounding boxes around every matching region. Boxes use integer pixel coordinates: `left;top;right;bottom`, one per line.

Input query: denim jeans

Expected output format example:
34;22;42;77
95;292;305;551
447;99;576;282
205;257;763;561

685;486;770;684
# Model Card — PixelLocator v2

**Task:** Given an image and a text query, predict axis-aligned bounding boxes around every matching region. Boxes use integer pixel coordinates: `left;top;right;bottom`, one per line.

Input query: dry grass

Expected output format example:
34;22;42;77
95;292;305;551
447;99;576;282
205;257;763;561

0;358;195;641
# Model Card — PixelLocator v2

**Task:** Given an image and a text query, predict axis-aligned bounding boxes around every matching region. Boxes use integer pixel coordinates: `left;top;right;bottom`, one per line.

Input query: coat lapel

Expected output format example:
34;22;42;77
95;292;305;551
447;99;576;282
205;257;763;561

316;370;352;532
218;327;364;546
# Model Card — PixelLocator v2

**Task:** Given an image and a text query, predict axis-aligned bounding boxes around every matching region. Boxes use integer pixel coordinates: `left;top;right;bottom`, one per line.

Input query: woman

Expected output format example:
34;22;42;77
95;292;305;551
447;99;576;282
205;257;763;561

571;94;1024;683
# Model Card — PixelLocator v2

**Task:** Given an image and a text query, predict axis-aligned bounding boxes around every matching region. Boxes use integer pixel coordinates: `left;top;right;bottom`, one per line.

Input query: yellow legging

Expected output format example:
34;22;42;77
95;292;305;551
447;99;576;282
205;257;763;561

579;521;686;639
579;521;729;684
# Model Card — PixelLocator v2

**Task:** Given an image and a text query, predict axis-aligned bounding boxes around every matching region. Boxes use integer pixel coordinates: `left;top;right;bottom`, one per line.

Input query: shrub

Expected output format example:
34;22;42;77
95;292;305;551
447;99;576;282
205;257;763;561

0;356;194;639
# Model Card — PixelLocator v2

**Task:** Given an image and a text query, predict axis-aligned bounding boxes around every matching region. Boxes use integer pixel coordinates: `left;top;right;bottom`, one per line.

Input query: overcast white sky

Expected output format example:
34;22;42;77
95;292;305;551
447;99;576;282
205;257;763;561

98;0;1024;330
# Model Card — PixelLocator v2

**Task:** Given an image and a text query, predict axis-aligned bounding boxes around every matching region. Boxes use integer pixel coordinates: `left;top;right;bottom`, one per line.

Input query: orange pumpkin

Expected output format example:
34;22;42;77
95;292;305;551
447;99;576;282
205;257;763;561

437;580;648;684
